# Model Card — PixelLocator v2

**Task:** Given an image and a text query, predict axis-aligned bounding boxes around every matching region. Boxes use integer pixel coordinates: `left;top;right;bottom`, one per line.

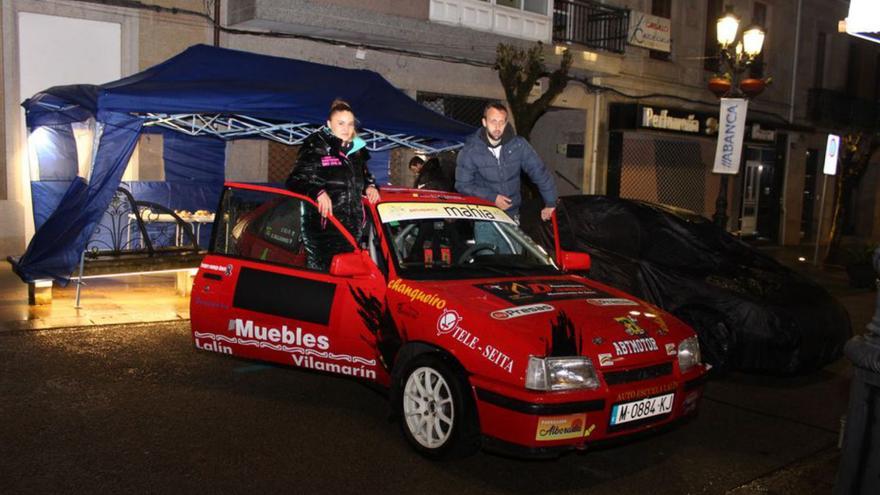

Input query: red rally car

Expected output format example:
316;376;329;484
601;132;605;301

191;183;708;459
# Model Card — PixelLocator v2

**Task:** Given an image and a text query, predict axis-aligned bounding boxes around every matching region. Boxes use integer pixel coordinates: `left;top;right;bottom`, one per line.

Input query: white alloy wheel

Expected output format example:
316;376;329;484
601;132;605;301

402;366;455;449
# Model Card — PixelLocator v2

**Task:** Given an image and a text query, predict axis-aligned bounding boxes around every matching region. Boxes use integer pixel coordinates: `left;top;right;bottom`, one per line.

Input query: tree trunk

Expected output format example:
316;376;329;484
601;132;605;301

824;134;879;264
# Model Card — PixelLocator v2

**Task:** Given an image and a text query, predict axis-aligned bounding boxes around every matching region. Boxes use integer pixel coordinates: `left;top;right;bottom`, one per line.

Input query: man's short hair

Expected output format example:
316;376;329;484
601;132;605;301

408;156;425;168
483;101;509;118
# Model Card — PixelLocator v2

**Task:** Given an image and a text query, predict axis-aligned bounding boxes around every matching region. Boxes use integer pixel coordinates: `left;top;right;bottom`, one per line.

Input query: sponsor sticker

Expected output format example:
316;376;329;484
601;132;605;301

227;318;330;349
478;280;606;304
388;279;447;309
436;309;462;336
598;353;615;367
612;337;659;356
615;316;647;336
586;298;639;306
195;319;378;380
192;297;229;310
194;337;233;355
665;343;677;356
200;262;233;276
583;423;597;439
536;414;588;441
490;303;555;320
291;355;377;380
435;309;514;373
616;382;678;402
377;202;515;224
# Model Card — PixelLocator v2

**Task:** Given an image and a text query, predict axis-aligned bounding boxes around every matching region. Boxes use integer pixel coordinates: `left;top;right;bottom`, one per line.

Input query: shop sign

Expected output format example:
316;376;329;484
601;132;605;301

712;98;749;174
628;11;672;52
824;134;840;175
641;107;700;133
750;123;776;142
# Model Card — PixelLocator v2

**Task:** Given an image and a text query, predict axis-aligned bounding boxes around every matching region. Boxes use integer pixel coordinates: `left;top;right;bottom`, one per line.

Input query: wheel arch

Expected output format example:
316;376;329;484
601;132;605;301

389;341;475;418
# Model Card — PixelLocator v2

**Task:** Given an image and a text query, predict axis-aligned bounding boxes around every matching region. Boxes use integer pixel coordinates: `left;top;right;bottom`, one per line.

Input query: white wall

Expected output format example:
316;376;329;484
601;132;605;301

530;109;588;195
18;13;121;105
3;0;138;257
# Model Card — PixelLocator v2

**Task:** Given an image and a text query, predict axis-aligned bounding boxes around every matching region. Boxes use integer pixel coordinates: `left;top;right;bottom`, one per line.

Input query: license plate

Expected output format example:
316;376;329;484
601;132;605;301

610;393;675;425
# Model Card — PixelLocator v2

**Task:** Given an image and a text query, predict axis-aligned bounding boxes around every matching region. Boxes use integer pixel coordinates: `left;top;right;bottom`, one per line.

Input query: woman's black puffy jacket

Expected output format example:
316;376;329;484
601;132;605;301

285;129;376;270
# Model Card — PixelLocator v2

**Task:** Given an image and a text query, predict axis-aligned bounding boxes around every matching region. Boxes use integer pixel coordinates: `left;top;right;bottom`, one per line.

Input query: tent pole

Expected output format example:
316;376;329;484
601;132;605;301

74;250;86;309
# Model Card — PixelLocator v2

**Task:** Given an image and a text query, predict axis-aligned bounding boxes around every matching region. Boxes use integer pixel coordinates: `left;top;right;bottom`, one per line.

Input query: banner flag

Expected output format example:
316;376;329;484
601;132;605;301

712;98;749;174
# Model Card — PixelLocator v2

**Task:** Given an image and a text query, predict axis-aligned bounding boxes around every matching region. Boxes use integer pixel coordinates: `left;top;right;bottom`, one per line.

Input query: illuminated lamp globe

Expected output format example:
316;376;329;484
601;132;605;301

742;26;766;57
716;12;740;47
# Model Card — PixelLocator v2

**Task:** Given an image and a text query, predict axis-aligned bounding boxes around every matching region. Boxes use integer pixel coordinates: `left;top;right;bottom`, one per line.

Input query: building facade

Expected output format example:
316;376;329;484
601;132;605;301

2;0;878;259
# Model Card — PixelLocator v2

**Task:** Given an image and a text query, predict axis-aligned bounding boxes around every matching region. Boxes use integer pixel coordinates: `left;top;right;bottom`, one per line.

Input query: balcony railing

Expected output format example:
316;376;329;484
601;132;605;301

807;88;879;129
553;0;629;54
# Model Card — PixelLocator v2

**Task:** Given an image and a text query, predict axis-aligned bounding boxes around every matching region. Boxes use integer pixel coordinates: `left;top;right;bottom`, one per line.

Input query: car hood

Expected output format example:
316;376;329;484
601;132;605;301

389;275;692;369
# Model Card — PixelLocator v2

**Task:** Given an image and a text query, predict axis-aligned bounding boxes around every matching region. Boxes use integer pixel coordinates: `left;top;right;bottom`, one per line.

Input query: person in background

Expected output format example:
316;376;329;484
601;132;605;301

286;98;380;270
414;157;453;192
455;102;556;223
408;156;425;182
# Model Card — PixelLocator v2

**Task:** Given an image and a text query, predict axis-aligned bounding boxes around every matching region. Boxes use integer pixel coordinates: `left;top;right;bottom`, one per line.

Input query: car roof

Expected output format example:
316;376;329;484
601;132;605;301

372;187;494;207
223;182;494;208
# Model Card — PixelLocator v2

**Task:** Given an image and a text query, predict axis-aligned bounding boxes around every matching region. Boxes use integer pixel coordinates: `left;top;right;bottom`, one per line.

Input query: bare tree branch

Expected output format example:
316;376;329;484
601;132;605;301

494;42;572;141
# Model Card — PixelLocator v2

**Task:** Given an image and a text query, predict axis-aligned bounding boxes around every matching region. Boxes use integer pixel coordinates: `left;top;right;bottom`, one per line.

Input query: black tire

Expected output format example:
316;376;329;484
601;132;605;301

394;354;480;460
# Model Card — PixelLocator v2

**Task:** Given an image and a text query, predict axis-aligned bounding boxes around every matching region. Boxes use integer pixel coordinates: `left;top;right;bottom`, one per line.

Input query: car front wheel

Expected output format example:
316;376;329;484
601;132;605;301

396;355;479;459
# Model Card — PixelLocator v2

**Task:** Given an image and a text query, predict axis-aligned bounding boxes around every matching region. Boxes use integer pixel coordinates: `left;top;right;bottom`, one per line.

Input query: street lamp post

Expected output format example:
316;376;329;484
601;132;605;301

709;9;766;229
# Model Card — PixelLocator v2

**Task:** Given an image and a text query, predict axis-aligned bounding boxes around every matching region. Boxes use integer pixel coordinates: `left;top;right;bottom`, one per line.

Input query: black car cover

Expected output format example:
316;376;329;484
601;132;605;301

524;195;851;374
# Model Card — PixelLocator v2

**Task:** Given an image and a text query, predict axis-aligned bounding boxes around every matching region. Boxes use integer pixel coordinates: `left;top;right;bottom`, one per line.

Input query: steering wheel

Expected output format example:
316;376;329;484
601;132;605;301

457;243;498;264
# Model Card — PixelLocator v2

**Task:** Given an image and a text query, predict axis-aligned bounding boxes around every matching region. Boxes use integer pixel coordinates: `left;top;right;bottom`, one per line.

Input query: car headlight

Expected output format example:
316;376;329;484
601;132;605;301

678;336;702;373
525;356;599;391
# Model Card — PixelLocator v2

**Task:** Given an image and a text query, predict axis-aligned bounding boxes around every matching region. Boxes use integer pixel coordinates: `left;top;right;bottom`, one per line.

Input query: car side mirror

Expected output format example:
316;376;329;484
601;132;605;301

560;250;591;272
330;251;372;277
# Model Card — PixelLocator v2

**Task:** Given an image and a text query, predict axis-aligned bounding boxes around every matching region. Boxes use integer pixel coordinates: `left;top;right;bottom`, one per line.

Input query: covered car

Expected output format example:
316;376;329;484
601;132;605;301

531;195;851;374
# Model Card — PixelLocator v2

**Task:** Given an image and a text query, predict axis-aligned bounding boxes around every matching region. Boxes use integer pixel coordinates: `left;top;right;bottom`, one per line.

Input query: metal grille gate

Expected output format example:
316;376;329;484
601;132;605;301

618;132;716;217
417;92;490;128
268;141;299;183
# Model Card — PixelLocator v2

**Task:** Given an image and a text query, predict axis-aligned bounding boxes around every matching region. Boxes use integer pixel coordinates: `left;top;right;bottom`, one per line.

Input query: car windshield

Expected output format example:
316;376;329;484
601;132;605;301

377;202;558;280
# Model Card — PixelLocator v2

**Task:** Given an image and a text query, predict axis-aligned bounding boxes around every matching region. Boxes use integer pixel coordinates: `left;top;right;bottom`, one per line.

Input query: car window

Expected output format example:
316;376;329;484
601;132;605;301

212;187;353;272
378;202;558;280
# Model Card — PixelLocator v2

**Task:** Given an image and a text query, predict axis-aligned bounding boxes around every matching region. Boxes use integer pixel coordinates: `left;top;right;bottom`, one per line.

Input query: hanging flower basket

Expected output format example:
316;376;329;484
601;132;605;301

708;77;731;97
739;78;767;98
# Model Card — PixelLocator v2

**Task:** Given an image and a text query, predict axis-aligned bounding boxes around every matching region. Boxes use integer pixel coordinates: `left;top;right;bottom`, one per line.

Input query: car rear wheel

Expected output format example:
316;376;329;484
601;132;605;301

396;355;479;459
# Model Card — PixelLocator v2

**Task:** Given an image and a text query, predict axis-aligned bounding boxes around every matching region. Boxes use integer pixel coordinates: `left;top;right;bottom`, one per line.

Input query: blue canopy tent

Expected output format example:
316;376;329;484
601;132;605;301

13;44;475;284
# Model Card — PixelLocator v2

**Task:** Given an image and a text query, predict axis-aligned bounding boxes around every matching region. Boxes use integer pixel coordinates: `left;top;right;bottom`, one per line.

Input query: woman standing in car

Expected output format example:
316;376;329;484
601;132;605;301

286;99;381;270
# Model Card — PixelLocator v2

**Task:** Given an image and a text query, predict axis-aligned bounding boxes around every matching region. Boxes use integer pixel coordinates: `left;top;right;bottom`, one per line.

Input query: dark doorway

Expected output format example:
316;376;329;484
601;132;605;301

800;148;819;241
741;139;785;244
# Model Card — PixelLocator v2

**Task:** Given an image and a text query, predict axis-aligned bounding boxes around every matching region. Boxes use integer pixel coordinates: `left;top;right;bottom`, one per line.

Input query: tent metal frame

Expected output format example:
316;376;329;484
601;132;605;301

138;112;464;153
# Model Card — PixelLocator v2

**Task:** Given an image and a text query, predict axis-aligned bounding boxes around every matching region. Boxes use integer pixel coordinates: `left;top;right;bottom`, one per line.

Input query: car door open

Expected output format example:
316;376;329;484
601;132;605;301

191;184;390;384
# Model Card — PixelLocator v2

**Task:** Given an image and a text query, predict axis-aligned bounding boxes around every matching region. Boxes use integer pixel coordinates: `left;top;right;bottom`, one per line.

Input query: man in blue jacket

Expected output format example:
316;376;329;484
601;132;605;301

455;102;557;222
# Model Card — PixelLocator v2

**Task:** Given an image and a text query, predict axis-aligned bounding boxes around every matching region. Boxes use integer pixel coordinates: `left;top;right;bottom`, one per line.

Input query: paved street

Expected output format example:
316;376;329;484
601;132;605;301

0;247;872;494
0;316;854;494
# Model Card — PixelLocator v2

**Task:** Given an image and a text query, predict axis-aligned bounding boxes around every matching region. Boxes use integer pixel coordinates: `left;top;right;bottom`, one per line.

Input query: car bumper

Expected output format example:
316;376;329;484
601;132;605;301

471;370;707;458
